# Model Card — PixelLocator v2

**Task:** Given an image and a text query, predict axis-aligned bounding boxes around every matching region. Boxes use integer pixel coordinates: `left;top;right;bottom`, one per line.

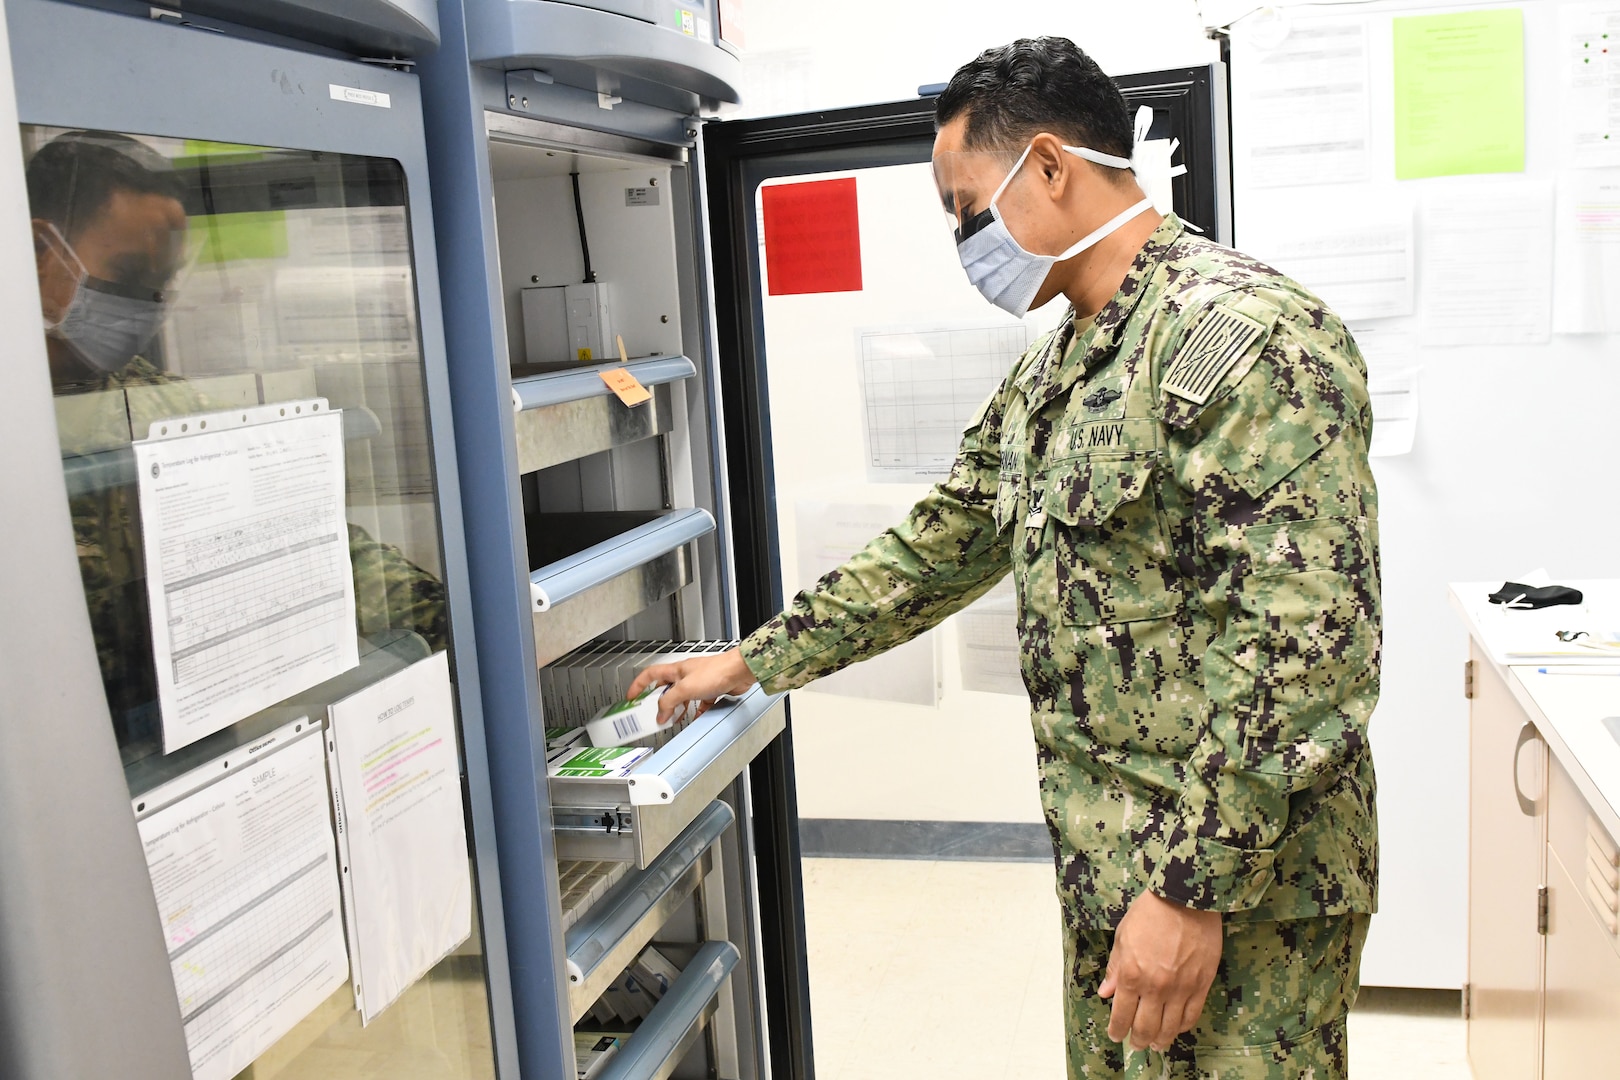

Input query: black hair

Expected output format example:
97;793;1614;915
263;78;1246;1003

935;37;1133;164
25;130;185;237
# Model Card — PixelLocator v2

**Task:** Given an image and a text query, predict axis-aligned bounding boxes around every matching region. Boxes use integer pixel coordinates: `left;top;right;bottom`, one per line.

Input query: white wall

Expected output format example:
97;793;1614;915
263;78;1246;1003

1225;0;1620;991
733;0;1219;119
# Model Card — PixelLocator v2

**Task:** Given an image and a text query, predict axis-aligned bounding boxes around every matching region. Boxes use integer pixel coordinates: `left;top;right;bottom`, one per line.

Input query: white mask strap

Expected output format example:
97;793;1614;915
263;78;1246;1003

1052;198;1156;263
1062;145;1134;171
42;221;88;283
989;142;1036;207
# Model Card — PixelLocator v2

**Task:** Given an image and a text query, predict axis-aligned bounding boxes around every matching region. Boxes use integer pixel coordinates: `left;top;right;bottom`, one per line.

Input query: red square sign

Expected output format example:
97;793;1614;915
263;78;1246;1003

761;177;863;296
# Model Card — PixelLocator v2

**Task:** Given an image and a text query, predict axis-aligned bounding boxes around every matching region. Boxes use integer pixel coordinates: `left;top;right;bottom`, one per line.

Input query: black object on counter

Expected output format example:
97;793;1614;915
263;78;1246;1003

1488;582;1586;609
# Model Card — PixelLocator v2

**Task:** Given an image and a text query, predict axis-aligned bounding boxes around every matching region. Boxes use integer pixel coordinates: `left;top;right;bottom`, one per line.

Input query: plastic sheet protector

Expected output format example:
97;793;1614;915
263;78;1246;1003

133;401;359;752
793;499;941;706
954;577;1025;697
326;651;471;1023
855;322;1027;483
134;720;348;1080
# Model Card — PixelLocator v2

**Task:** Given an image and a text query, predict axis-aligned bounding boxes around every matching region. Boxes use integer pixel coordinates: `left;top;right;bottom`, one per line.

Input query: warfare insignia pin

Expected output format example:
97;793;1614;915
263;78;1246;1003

1161;306;1270;405
1082;385;1122;411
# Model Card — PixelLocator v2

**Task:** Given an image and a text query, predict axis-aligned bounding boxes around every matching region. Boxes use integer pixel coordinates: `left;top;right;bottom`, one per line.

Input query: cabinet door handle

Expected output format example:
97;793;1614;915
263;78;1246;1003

1512;722;1541;817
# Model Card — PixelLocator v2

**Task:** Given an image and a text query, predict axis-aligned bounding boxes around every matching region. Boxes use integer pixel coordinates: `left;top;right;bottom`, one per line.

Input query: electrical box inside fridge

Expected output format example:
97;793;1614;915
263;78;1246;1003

523;282;615;365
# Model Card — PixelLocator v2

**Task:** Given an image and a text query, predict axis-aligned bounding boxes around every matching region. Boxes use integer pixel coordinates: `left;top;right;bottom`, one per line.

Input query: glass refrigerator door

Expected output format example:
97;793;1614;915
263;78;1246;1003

25;128;495;1080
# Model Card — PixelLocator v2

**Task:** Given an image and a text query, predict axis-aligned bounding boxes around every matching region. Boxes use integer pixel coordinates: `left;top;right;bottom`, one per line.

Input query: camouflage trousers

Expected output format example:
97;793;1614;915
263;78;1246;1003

1062;905;1370;1079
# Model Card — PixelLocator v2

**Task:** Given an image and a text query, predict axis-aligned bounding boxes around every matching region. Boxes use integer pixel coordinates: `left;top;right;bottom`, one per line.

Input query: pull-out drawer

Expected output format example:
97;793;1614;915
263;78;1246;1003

549;685;785;865
528;508;715;666
511;355;696;475
564;800;732;1022
593;940;741;1080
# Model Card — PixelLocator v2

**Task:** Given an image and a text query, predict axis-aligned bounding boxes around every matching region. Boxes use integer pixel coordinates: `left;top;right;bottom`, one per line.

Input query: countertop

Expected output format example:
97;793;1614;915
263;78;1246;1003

1451;580;1620;844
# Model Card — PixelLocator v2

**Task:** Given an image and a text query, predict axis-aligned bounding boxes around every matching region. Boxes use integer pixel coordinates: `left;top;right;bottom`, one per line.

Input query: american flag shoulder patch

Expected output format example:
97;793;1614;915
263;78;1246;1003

1160;306;1271;406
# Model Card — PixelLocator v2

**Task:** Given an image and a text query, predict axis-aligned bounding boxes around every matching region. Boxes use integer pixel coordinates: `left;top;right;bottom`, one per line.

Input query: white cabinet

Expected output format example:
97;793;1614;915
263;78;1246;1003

1541;755;1620;1080
1466;642;1547;1080
1465;639;1620;1080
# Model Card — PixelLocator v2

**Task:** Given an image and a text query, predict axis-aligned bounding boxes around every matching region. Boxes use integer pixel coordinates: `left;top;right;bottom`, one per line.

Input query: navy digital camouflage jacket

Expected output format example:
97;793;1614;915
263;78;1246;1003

742;215;1381;929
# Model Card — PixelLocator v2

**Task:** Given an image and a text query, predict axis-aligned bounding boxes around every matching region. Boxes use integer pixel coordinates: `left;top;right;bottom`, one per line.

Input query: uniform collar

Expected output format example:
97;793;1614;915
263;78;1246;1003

1015;213;1186;412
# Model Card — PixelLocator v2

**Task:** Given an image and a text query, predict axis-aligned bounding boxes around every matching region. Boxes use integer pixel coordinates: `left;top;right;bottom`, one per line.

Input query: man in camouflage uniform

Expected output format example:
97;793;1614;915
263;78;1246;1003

31;131;447;763
632;37;1378;1079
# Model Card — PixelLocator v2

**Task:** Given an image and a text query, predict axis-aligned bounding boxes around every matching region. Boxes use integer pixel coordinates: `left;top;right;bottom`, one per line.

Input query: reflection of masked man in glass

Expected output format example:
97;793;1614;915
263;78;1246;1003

31;131;447;762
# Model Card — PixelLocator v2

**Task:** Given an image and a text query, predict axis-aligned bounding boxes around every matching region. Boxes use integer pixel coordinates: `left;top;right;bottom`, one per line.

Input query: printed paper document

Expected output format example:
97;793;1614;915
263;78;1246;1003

135;721;348;1080
1419;183;1554;345
327;651;471;1023
134;404;359;751
954;577;1025;697
1393;9;1525;179
794;500;940;706
856;323;1027;483
1553;169;1620;333
1560;3;1620;169
1231;18;1370;188
1243;196;1415;321
1351;327;1422;458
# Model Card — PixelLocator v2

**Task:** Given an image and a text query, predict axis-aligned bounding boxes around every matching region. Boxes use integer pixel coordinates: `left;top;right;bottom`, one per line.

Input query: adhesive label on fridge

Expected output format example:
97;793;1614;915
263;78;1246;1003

329;84;392;109
761;177;864;296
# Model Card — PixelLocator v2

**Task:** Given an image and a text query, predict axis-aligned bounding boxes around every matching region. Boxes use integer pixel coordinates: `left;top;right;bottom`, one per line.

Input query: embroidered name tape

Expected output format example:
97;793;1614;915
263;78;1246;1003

1161;307;1269;406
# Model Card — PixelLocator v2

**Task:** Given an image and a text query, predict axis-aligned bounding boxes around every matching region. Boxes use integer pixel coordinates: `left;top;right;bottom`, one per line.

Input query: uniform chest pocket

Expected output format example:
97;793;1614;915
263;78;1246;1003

1045;454;1183;625
993;475;1020;534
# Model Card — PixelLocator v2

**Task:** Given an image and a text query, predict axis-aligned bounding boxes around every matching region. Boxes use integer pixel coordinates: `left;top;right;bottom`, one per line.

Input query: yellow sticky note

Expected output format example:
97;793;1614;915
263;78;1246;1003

1393;9;1525;180
600;368;651;407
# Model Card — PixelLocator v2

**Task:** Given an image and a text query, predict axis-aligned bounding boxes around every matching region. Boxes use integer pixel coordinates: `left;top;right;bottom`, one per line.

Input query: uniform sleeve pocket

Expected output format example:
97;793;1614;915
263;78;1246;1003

1238;517;1379;775
1046;455;1183;625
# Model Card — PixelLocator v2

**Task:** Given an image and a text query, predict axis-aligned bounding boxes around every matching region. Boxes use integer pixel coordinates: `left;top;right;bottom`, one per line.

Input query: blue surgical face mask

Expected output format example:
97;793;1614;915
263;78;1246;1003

953;143;1154;317
42;223;168;374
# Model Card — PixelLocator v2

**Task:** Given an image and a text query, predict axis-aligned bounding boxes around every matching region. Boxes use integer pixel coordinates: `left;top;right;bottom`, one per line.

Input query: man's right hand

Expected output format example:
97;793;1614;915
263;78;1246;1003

627;647;759;725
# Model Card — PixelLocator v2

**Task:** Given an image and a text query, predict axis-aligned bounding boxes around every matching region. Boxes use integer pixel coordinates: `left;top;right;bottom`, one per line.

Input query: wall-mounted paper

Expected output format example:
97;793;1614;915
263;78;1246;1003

1553;169;1620;333
953;578;1025;697
794;500;940;707
1347;325;1421;458
1367;368;1423;458
1243;195;1415;321
135;721;348;1080
1419;182;1554;345
1394;9;1526;179
1231;18;1371;188
1561;3;1620;169
326;651;471;1024
134;403;359;752
856;322;1027;483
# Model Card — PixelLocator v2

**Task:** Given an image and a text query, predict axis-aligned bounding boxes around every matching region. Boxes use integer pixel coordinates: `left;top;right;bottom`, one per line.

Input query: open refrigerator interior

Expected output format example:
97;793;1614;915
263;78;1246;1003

490;125;775;1080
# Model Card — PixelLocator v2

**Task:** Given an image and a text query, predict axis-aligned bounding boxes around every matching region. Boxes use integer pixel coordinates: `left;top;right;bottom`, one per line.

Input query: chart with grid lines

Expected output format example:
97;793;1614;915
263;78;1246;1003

857;323;1028;483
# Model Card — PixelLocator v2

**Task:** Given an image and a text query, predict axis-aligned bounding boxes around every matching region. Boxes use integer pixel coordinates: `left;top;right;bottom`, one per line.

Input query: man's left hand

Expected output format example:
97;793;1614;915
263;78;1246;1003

1097;890;1223;1053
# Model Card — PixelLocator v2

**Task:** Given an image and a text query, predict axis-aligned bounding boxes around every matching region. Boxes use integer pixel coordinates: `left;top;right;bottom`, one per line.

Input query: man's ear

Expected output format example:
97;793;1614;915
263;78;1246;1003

1027;133;1074;202
34;218;76;323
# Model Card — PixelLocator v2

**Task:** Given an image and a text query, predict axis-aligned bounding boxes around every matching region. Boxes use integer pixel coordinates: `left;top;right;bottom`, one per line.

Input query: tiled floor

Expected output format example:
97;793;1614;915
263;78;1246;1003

801;858;1473;1080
